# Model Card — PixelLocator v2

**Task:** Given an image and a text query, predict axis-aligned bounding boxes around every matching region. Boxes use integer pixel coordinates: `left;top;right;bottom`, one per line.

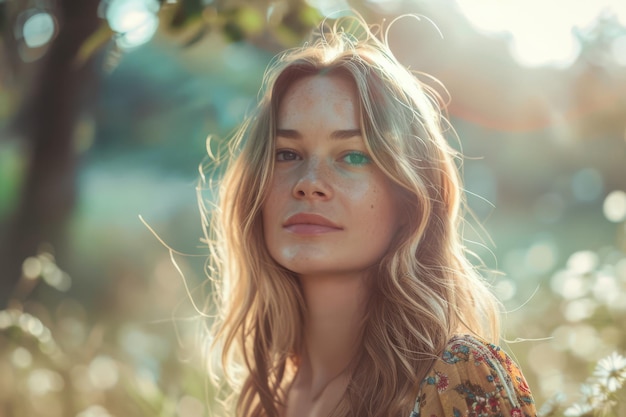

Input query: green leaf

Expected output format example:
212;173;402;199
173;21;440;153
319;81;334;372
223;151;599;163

168;0;205;29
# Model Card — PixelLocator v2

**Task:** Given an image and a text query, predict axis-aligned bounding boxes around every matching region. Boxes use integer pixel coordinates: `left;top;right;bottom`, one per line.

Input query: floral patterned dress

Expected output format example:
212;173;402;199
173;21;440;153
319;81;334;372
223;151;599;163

410;334;537;417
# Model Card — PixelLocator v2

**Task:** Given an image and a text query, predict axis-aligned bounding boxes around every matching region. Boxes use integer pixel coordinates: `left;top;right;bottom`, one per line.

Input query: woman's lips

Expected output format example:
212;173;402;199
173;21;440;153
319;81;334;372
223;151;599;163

283;213;343;234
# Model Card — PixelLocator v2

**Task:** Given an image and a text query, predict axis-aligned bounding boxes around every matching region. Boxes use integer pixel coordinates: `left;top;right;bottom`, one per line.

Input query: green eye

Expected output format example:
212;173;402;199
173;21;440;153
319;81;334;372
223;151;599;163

343;152;371;166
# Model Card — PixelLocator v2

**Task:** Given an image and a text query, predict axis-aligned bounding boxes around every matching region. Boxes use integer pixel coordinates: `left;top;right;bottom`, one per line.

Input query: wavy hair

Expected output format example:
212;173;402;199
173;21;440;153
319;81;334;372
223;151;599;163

203;15;502;417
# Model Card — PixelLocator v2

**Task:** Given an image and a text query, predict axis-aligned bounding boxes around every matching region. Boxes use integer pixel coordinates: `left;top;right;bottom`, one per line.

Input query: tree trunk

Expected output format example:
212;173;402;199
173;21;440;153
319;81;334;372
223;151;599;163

0;0;102;307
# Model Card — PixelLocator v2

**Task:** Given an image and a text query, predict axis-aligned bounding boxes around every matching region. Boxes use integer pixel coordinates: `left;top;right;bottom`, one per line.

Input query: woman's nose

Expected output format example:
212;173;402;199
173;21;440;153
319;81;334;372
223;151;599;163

292;158;332;200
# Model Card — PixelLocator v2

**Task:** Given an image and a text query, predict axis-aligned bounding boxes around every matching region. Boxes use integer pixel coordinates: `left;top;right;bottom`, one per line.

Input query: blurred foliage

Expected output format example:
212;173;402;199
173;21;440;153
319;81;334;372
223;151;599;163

1;253;214;417
504;246;626;417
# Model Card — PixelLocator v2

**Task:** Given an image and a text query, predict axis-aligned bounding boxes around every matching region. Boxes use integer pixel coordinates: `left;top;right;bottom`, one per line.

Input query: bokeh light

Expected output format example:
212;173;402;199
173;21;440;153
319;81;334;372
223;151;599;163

22;12;56;48
525;239;558;274
455;0;626;67
13;8;58;61
567;250;599;274
88;356;119;390
22;256;42;279
563;298;596;322
24;314;45;338
592;270;620;305
551;270;590;299
27;369;65;395
603;190;626;222
41;259;72;292
11;347;33;368
493;278;517;301
104;0;160;49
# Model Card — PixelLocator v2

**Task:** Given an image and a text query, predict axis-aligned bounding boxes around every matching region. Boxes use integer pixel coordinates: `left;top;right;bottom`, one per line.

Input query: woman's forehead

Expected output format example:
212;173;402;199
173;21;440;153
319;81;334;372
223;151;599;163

276;75;359;127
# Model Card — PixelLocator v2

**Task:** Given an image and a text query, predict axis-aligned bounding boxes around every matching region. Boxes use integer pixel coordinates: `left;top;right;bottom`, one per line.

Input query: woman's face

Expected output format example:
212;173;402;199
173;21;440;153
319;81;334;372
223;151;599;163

262;73;403;278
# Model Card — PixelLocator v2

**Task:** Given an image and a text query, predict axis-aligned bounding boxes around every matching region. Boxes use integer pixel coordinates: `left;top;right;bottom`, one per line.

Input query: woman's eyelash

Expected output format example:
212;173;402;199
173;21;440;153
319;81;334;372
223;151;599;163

275;149;300;161
274;149;371;165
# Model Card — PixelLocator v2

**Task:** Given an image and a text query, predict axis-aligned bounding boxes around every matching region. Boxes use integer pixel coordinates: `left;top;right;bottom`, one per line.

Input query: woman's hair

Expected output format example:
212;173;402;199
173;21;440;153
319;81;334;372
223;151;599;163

202;15;502;417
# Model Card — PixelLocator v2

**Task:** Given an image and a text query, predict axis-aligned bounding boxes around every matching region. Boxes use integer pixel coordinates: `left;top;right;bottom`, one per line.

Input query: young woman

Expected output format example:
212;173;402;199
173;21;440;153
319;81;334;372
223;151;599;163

203;15;537;417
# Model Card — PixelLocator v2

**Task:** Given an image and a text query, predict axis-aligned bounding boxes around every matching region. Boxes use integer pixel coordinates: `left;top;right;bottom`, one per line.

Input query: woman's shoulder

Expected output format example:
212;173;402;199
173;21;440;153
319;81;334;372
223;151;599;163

439;334;519;372
410;334;537;417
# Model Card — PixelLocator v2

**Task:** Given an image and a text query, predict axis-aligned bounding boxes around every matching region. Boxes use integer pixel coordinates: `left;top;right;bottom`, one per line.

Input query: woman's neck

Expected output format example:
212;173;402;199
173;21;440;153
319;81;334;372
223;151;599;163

296;272;368;398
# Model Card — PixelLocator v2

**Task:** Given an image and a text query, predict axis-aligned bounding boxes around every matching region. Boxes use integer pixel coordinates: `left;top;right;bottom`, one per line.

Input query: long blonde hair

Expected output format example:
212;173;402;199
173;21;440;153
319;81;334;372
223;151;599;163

203;15;501;417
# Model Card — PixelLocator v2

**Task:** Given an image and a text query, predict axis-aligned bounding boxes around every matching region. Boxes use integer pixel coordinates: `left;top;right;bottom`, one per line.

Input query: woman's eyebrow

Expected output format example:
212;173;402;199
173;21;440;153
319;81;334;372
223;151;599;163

276;128;362;140
331;129;362;140
276;129;301;139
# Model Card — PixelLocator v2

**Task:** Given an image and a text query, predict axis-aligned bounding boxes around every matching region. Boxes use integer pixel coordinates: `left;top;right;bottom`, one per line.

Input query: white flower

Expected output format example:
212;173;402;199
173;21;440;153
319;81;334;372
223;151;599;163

579;382;607;406
593;351;626;393
563;403;593;417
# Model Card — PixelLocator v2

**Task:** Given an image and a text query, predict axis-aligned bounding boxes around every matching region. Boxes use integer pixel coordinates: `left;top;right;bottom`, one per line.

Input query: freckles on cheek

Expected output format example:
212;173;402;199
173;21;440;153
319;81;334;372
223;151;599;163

268;175;288;198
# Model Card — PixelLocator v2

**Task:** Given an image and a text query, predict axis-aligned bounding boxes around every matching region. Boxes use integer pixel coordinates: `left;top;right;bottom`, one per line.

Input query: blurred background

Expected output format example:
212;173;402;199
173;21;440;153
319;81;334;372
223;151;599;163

1;0;625;416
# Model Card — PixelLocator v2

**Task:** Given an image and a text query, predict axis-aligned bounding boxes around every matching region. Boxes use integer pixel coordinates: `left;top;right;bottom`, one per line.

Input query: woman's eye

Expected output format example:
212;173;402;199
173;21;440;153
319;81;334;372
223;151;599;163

342;151;371;166
276;150;300;161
